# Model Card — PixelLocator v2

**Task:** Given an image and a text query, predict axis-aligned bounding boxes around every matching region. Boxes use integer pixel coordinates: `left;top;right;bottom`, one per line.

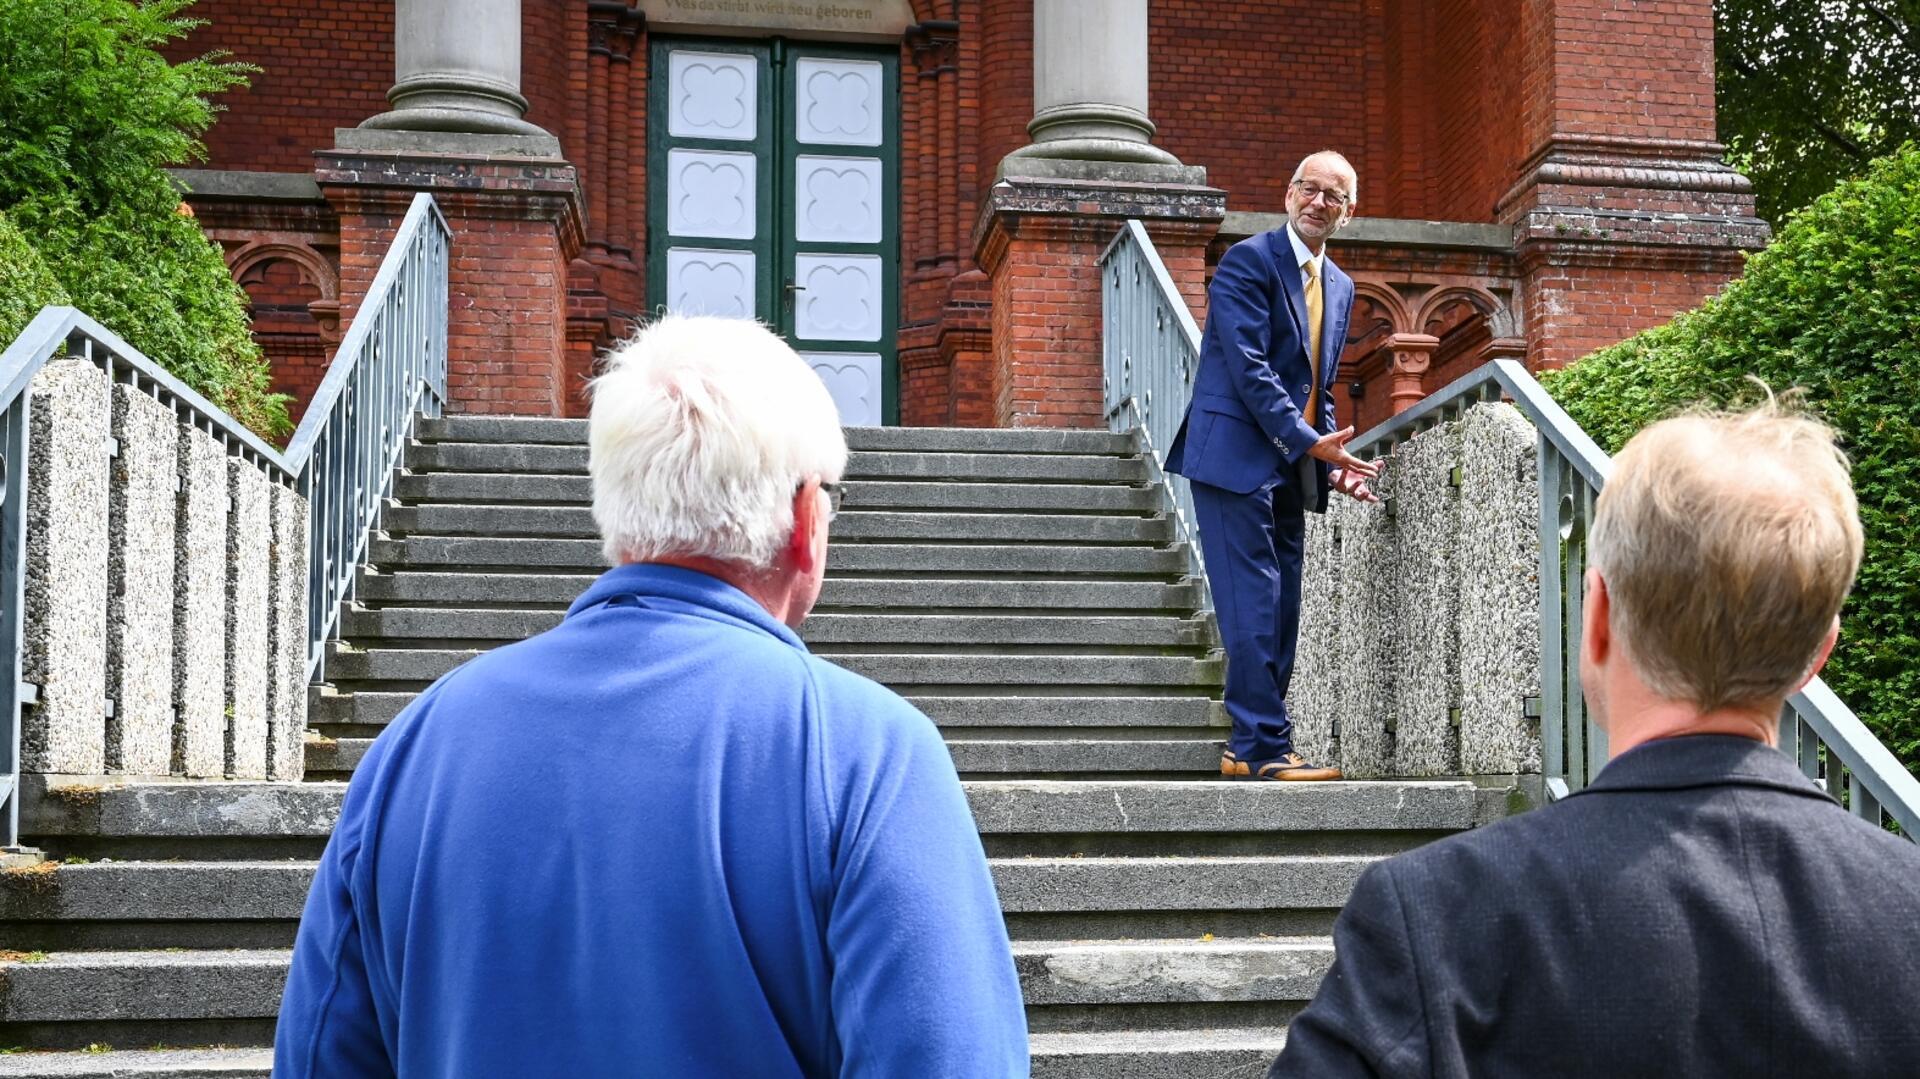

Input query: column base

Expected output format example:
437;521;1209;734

973;175;1225;428
995;154;1209;187
316;136;586;416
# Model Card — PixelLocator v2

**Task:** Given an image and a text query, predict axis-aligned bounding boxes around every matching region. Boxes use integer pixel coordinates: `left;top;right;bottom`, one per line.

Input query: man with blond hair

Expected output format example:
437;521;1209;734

1271;403;1920;1077
275;315;1028;1077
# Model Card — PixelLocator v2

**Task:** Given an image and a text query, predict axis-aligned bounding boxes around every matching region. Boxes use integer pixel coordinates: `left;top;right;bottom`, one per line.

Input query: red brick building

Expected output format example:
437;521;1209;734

169;0;1765;433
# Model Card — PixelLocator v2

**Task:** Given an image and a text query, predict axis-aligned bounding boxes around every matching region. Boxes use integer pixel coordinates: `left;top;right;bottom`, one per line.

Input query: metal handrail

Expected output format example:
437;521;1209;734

1100;219;1207;591
1353;359;1919;837
0;193;448;845
285;194;450;681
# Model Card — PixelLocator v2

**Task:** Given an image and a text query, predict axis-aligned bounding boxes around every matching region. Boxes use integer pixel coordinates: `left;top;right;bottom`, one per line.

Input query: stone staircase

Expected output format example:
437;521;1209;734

0;418;1515;1076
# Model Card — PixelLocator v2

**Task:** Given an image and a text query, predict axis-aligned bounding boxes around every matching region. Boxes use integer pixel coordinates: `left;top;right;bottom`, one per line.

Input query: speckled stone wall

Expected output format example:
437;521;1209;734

1293;401;1543;778
173;427;229;777
225;461;272;779
1388;422;1463;777
106;385;180;774
266;483;309;781
22;360;109;774
1457;404;1543;774
1332;478;1396;778
1291;513;1342;765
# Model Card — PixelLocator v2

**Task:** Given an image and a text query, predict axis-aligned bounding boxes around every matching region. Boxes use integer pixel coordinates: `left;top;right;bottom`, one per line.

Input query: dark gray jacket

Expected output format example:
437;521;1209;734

1272;734;1920;1078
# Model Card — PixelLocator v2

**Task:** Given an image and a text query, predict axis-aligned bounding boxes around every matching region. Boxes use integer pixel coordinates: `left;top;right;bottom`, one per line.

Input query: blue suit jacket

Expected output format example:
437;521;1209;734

1272;735;1920;1078
1165;228;1353;504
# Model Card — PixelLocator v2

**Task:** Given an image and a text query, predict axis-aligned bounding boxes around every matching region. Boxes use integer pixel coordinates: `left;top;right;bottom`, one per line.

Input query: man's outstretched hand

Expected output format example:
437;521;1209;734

1307;427;1380;477
1329;467;1381;503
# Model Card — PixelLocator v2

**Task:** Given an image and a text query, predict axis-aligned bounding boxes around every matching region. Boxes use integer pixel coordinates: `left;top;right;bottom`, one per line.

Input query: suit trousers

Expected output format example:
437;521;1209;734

1189;474;1306;761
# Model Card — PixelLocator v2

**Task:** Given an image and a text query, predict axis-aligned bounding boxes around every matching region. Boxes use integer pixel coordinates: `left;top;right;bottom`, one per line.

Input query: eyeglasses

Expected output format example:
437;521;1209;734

1290;179;1351;209
796;479;843;521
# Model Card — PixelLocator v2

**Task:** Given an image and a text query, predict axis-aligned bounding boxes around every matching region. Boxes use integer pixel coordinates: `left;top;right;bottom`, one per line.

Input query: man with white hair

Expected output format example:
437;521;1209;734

275;315;1029;1077
1165;150;1381;782
1270;403;1920;1077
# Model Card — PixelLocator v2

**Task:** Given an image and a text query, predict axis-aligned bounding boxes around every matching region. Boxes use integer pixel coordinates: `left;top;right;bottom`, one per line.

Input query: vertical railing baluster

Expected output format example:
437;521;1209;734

1538;439;1565;795
1797;715;1821;781
1562;474;1587;792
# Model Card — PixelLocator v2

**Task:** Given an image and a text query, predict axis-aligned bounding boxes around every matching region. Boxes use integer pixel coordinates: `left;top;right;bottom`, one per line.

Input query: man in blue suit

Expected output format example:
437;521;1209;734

1166;150;1380;782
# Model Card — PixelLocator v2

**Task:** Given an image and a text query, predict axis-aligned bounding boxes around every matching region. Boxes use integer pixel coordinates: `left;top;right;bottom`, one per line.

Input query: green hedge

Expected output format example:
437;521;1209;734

0;210;69;344
0;0;286;437
1545;144;1920;772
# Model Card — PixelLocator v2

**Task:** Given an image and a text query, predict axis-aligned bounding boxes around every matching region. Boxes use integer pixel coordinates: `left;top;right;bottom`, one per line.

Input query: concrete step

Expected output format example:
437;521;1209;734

392;473;1164;515
414;417;1135;457
0;939;1322;1028
0;1048;272;1077
1029;1029;1285;1079
308;690;1225;730
21;778;1477;843
366;537;1191;576
320;644;1223;688
304;734;1227;779
1015;937;1332;1007
0;862;311;926
993;855;1369;915
0;950;287;1024
0;1035;1284;1078
382;504;1172;545
336;608;1207;649
408;443;1148;484
0;855;1368;931
353;572;1203;611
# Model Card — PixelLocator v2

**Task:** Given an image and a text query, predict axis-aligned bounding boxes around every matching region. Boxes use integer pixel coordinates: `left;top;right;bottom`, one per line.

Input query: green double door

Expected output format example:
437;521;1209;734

648;38;899;426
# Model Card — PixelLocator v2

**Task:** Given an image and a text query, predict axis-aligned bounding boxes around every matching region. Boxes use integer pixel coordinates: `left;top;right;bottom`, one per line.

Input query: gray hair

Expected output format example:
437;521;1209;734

588;314;848;567
1292;150;1358;205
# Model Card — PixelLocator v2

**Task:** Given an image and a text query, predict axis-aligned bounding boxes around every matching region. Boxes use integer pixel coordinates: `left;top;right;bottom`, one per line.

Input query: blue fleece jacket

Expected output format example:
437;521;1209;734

274;563;1029;1077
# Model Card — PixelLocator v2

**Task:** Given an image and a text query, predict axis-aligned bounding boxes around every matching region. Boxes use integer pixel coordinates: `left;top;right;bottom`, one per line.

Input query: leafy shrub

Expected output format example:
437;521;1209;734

0;0;286;437
0;210;69;344
1546;144;1920;772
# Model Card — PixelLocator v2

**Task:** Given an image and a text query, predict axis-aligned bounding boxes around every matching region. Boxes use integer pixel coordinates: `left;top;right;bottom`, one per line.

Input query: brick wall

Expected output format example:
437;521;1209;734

163;2;392;173
1150;1;1372;214
1520;260;1732;371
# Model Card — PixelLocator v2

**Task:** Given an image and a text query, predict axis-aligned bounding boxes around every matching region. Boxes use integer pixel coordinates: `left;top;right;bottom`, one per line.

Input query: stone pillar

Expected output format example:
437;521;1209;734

1387;333;1439;416
266;485;309;782
22;361;110;776
173;427;228;778
225;462;272;780
978;0;1222;428
357;0;550;138
1002;0;1181;170
106;386;179;775
319;0;586;415
1499;0;1768;370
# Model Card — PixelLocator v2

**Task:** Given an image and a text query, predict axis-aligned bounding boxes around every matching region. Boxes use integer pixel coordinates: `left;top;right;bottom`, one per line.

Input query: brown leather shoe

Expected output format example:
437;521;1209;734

1221;750;1342;782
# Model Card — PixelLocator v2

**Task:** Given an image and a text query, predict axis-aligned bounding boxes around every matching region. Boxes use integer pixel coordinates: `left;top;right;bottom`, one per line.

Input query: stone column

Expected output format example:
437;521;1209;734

1001;0;1182;172
357;0;551;139
978;0;1222;428
319;0;586;416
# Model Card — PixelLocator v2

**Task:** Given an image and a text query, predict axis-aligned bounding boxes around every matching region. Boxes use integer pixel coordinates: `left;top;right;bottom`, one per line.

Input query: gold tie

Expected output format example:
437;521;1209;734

1304;257;1324;428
